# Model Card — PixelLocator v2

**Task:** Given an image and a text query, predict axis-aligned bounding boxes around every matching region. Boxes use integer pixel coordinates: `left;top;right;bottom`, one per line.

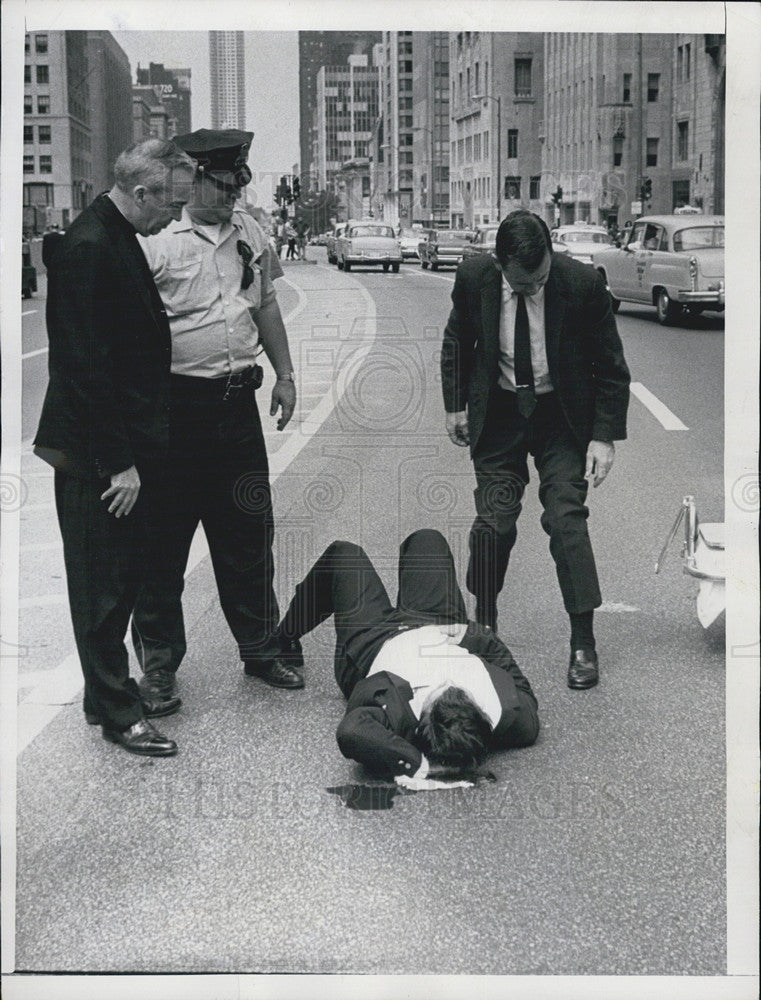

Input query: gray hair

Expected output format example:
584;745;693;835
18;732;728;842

113;138;195;196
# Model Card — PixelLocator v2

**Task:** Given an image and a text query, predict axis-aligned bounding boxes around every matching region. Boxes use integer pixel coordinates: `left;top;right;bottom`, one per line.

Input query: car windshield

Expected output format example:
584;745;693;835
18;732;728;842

673;226;724;251
562;231;612;244
350;226;394;238
477;229;499;243
435;232;466;244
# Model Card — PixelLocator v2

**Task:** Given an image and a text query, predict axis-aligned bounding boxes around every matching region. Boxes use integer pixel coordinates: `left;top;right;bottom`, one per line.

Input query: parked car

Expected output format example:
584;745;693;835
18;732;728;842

22;240;37;298
397;228;423;260
418;229;475;270
550;222;614;265
335;221;402;272
591;214;724;325
461;225;500;261
326;223;348;264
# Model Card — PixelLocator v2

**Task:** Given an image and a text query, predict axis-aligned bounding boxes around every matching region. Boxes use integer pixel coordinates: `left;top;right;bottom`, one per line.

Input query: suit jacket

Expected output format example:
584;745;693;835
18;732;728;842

441;252;631;452
34;194;172;479
335;623;539;777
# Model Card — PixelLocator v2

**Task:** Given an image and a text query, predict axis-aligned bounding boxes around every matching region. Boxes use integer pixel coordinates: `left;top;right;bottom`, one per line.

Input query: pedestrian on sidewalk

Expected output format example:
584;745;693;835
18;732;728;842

33;139;196;756
277;529;539;779
284;222;297;260
296;219;310;261
131;128;303;719
441;209;630;690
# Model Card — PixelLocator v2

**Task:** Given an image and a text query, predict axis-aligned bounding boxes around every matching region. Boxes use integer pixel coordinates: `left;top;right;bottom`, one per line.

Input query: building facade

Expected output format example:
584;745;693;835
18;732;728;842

371;31;416;227
298;31;382;189
315;55;379;196
209;31;245;130
136;62;192;137
449;32;544;229
410;31;450;226
23;30;94;233
543;33;675;228
131;85;170;140
87;31;133;196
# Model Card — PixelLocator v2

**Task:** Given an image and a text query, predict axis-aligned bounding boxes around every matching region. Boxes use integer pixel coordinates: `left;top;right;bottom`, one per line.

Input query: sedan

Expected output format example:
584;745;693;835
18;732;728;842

418;229;475;270
550;223;614;265
461;225;500;261
398;228;423;260
592;214;724;325
336;222;402;272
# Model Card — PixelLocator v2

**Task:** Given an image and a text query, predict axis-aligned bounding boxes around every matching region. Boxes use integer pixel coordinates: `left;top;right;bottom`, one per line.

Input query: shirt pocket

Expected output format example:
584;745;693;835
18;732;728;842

158;254;206;318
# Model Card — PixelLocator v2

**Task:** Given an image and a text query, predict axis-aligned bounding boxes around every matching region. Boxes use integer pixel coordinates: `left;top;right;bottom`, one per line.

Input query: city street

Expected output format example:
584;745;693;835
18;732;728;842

15;249;726;975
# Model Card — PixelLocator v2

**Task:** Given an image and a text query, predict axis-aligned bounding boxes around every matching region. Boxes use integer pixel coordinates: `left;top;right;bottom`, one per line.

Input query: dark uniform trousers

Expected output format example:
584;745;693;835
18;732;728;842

131;375;280;674
467;387;602;616
55;469;156;731
279;529;468;698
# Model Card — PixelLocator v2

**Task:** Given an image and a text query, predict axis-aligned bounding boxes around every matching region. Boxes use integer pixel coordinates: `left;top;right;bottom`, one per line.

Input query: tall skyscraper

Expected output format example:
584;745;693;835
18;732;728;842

315;54;379;193
298;31;382;187
209;31;245;129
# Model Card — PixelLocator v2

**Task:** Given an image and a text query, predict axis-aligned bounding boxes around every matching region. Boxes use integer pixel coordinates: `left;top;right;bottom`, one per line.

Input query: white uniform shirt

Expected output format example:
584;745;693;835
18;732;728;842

497;275;554;394
138;208;276;378
368;623;502;728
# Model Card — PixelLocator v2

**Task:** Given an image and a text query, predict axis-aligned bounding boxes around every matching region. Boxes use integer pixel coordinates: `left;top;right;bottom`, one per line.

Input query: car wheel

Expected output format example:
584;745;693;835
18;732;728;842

383;263;390;272
23;287;32;299
392;263;400;273
431;261;438;271
328;254;335;264
421;260;429;269
337;259;344;270
344;260;351;272
655;288;681;325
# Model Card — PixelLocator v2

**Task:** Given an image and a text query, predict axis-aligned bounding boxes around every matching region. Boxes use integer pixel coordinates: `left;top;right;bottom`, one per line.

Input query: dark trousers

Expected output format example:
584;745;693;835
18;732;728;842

55;470;147;730
279;528;467;697
131;377;279;674
467;389;601;617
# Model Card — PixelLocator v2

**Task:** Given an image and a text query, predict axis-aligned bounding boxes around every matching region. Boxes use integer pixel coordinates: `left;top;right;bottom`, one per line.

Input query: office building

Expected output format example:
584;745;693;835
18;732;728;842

410;31;450;226
210;31;245;130
87;32;133;195
315;54;379;197
136;62;192;137
132;85;170;140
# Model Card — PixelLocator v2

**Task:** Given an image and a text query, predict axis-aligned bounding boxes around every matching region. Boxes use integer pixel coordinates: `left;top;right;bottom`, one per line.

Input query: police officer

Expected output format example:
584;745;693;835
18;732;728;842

131;129;304;716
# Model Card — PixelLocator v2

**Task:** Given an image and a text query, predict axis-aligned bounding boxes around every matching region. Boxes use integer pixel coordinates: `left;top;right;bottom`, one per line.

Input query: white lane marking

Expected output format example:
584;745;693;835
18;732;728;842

22;310;37;316
17;273;378;752
22;347;47;360
630;382;689;431
18;594;67;610
598;601;640;613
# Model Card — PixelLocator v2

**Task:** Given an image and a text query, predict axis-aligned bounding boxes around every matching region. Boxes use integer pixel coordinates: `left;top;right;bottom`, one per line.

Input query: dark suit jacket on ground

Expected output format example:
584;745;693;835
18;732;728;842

34;194;172;478
440;251;631;452
335;623;539;777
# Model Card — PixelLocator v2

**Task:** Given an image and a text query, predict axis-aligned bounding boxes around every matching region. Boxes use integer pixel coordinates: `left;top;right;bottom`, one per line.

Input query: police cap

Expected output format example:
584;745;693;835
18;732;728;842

172;128;254;188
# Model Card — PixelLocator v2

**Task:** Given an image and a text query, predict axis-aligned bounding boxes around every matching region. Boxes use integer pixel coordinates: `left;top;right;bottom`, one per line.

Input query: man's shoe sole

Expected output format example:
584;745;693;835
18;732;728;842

567;675;599;690
243;664;305;689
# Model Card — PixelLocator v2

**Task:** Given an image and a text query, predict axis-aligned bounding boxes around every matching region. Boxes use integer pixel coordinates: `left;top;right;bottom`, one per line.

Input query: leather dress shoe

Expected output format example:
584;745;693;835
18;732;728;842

102;718;177;756
567;648;599;689
138;669;182;718
244;656;304;689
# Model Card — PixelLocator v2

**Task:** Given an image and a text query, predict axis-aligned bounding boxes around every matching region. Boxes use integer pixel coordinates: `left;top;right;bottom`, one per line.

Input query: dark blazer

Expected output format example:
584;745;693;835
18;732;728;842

335;623;539;777
441;251;631;452
34;194;172;478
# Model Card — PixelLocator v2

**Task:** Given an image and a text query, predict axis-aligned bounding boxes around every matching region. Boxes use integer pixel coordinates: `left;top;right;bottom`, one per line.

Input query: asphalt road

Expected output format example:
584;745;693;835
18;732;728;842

13;248;727;977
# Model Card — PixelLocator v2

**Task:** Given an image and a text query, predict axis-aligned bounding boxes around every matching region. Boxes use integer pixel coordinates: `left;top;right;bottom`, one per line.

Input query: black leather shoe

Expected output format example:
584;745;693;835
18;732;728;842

138;669;182;718
244;657;304;689
567;648;599;689
102;718;178;756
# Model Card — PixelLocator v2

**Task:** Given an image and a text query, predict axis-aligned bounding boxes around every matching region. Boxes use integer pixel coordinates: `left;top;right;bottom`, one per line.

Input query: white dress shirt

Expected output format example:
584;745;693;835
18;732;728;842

497;275;554;394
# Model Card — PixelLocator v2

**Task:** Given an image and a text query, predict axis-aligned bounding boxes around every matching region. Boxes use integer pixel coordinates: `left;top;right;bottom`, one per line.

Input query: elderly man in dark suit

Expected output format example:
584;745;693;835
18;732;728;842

277;529;539;779
34;139;195;755
441;210;630;689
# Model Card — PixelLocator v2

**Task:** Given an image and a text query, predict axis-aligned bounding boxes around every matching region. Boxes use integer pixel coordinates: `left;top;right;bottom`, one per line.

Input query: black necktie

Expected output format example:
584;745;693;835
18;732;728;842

513;293;536;418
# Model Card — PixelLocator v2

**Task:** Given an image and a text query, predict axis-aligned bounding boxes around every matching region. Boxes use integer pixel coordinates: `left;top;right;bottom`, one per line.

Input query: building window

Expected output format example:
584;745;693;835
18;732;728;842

24;65;31;84
39;155;52;173
35;33;48;53
647;73;660;102
474;62;479;94
613;136;624;167
504;176;521;199
39;124;51;144
24;155;35;173
677;46;683;82
466;68;470;98
677;120;689;160
37;94;50;114
623;73;631;103
483;131;489;158
24;94;33;114
507;129;518;159
685;43;691;81
514;57;532;97
25;33;30;53
646;137;658;167
36;65;49;84
529;175;540;199
24;125;34;144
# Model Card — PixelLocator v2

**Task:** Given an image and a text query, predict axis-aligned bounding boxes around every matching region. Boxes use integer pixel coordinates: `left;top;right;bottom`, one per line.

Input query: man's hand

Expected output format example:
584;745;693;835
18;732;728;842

445;411;470;447
585;440;615;487
270;378;296;431
101;465;140;517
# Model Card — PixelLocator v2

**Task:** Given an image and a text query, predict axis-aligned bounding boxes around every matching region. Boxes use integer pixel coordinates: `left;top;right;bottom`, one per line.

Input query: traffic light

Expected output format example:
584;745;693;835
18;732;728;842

292;177;300;200
644;177;652;202
551;185;563;205
286;185;293;205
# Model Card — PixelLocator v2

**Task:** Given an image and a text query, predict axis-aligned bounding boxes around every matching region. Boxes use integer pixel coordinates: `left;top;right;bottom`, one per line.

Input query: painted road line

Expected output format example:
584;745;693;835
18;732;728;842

22;347;48;360
598;601;641;613
22;310;37;317
18;594;68;610
630;382;689;431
